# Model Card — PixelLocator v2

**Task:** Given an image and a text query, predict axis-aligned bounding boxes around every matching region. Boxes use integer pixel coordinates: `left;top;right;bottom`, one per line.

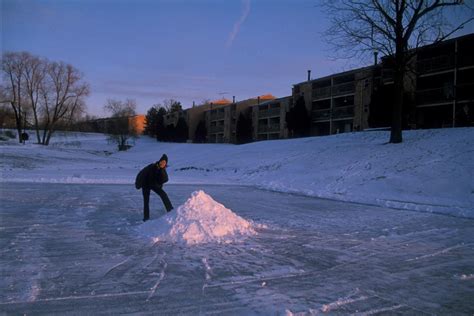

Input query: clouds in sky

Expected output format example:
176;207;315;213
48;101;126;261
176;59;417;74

226;0;251;48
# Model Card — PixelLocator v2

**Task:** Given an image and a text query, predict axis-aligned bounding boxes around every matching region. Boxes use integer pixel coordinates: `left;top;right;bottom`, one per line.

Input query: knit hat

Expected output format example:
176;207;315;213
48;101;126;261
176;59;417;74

159;154;168;163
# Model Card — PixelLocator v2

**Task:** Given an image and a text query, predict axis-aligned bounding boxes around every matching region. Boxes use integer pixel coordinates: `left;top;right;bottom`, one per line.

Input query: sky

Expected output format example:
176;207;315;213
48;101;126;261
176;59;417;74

2;0;473;117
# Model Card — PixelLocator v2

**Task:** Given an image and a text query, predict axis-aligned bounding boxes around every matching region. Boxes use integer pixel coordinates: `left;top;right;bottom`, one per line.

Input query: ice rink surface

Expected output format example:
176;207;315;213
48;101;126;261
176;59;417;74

1;183;473;315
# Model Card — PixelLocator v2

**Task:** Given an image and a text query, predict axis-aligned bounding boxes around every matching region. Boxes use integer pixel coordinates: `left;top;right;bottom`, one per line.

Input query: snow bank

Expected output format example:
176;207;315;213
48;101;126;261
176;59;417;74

2;128;473;217
138;190;257;245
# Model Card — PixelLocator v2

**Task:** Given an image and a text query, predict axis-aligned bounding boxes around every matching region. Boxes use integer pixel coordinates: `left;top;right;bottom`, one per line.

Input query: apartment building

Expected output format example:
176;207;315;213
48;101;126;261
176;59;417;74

292;67;375;136
150;34;473;144
205;95;275;143
252;96;292;141
163;111;185;128
78;114;146;135
414;33;474;128
201;98;232;143
287;34;474;137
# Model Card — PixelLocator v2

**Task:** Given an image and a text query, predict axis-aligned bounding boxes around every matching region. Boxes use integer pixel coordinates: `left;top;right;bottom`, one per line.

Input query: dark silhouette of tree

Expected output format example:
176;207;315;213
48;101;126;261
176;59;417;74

155;107;167;141
194;119;207;143
324;0;473;143
285;109;295;138
164;99;182;113
164;124;175;142
236;108;253;144
369;85;393;128
144;105;159;136
175;117;189;143
286;96;310;137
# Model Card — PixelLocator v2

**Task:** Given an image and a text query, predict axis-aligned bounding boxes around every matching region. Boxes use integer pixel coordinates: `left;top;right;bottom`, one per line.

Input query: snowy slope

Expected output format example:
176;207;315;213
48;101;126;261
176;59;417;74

1;128;473;217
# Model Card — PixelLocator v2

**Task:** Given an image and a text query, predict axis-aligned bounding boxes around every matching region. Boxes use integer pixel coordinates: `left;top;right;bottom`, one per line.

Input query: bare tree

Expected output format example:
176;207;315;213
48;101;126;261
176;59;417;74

324;0;473;143
163;98;182;113
1;52;30;142
103;99;138;151
2;52;89;144
65;97;87;129
39;61;89;145
23;53;46;143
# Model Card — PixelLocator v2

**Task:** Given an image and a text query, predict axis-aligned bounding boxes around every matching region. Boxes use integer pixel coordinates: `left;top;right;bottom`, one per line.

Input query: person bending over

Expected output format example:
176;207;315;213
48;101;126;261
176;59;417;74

135;154;173;221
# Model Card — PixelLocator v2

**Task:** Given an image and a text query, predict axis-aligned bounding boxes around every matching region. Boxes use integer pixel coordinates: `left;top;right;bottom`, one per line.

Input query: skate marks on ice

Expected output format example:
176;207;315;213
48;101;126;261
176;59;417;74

202;257;213;282
1;183;474;314
146;253;167;301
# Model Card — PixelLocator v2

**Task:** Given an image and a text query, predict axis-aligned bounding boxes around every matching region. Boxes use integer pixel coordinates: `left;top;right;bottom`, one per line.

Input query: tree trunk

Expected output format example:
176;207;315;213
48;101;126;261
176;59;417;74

32;111;41;144
390;72;403;143
11;102;23;143
390;26;405;144
45;125;55;145
15;112;22;143
41;124;49;145
16;126;22;143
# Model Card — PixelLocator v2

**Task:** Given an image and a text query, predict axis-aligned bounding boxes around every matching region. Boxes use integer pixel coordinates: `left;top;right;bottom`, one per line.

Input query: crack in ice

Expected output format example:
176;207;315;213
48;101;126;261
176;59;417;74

146;254;167;302
406;243;471;262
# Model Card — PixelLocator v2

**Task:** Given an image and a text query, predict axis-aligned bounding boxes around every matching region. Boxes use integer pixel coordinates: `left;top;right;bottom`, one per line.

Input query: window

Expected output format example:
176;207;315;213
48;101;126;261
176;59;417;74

334;96;354;107
312;99;331;110
312;80;331;89
269;103;280;109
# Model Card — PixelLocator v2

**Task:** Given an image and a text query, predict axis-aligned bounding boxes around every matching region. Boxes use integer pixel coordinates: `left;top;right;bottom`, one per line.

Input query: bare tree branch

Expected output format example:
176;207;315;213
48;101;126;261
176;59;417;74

322;0;471;143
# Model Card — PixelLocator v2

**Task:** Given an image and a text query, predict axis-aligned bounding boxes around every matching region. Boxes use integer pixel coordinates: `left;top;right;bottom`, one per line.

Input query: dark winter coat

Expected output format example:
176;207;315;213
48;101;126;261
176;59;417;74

135;163;169;189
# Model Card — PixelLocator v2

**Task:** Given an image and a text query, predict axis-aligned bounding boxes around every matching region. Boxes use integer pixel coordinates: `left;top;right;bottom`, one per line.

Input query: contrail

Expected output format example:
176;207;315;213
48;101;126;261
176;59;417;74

226;0;251;48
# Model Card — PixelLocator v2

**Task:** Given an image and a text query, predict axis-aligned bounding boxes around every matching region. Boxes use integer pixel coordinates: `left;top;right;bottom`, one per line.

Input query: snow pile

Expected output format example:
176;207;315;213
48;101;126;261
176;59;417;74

138;190;257;245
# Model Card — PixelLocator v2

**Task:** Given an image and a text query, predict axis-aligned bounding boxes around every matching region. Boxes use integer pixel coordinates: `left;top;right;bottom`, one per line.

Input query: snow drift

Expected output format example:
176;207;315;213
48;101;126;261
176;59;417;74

138;190;257;245
1;128;473;217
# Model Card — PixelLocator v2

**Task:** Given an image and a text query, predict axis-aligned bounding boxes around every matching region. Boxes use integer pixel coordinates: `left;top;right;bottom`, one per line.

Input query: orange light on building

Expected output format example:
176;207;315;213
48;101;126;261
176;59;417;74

129;114;146;135
211;98;232;105
259;94;276;100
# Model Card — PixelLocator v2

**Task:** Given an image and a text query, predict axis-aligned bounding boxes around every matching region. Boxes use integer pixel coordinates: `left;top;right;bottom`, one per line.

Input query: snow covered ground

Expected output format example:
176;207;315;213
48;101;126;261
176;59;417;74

1;183;473;314
1;128;473;314
1;128;473;217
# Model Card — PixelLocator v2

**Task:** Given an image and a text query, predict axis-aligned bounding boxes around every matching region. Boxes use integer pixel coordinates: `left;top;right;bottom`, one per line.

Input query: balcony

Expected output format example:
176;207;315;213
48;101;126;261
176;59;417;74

417;55;454;74
312;86;331;99
210;125;224;133
457;83;474;100
333;105;355;119
416;86;454;105
311;106;354;121
382;68;394;84
332;82;355;96
258;124;280;133
210;112;225;121
312;109;331;121
258;107;280;118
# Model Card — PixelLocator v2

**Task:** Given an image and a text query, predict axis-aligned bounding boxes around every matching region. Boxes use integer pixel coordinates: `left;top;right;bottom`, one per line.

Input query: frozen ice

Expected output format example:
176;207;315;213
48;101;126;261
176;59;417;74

138;190;257;245
1;129;473;314
1;183;473;314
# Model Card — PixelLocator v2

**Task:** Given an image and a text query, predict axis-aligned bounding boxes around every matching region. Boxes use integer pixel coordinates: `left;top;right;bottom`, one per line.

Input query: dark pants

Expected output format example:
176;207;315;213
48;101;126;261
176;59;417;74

142;185;173;220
